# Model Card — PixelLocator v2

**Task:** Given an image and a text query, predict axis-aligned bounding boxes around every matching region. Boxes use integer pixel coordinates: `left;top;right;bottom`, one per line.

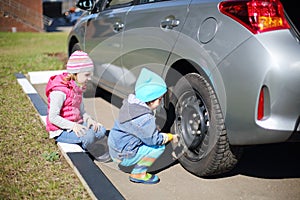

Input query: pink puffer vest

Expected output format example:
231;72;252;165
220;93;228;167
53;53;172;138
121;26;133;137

46;73;84;131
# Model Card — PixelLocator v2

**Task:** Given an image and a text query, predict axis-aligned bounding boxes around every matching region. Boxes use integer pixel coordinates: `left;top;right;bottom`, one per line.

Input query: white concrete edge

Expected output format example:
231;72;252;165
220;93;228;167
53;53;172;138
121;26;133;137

28;70;67;84
40;115;47;126
17;78;38;94
57;142;85;153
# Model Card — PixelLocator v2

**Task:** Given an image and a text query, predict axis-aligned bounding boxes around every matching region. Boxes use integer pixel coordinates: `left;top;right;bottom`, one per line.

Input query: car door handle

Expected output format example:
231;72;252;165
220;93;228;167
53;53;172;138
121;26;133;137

160;18;180;29
113;22;124;33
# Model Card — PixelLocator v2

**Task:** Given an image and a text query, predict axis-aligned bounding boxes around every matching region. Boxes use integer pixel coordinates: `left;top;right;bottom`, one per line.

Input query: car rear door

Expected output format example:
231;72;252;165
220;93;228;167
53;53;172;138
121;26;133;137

83;0;133;96
121;0;191;93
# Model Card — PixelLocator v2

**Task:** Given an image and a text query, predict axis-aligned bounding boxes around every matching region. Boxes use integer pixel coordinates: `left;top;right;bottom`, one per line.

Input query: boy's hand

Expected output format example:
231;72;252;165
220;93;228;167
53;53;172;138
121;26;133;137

167;133;173;142
162;133;175;144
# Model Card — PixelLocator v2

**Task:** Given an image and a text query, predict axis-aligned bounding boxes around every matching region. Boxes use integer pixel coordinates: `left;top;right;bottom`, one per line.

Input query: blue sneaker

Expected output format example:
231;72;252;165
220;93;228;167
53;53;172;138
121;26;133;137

129;173;160;184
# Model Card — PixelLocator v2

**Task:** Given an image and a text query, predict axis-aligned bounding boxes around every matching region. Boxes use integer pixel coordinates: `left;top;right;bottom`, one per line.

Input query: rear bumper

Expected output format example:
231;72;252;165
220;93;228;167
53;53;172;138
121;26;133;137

218;31;300;145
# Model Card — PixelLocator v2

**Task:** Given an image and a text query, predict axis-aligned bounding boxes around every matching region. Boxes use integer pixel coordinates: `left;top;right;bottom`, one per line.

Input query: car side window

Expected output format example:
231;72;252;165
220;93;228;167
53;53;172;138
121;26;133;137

139;0;166;4
104;0;133;9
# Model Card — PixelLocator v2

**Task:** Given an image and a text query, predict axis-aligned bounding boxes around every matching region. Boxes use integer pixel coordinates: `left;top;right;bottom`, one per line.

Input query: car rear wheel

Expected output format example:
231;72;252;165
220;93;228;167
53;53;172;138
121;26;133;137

170;73;239;177
71;43;81;54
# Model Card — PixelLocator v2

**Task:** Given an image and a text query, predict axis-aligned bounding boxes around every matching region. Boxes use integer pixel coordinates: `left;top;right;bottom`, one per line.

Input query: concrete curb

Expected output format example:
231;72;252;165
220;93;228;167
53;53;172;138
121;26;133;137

15;72;125;200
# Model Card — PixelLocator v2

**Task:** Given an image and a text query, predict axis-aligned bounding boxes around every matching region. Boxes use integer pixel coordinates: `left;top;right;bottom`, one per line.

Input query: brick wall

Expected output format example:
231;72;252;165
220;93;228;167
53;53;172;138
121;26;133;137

0;0;43;32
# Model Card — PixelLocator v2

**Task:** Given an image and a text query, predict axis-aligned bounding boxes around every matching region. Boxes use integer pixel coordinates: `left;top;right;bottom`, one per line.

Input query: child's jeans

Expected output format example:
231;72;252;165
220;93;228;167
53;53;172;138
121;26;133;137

55;122;106;150
120;144;165;167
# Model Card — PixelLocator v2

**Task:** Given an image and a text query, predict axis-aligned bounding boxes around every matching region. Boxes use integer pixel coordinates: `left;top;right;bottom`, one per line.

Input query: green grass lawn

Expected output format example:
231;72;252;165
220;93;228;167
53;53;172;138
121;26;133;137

0;32;91;199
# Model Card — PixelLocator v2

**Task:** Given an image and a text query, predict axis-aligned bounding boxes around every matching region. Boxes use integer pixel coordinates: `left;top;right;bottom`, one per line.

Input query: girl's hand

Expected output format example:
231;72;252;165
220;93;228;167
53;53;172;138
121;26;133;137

73;123;88;137
87;118;103;132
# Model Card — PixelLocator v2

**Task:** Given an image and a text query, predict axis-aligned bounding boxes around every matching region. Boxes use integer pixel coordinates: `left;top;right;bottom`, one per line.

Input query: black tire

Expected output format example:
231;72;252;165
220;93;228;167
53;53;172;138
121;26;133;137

71;43;82;54
170;73;239;177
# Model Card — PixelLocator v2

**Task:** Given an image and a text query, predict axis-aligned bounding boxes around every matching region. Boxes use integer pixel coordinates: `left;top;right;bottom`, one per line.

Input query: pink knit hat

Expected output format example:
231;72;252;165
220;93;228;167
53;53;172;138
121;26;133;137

66;50;94;73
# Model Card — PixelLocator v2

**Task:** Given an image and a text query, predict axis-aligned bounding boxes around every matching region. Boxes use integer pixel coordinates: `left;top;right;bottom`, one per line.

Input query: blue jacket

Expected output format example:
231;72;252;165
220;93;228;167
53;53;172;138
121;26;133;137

108;94;165;161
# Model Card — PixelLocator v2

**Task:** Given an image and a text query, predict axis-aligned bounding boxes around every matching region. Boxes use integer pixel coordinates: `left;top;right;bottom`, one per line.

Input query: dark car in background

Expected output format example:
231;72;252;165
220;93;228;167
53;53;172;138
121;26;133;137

64;8;84;25
68;0;300;177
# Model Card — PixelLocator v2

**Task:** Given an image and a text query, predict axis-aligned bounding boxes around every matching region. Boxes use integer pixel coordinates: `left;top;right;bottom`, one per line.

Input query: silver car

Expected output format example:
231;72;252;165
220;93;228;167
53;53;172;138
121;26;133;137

68;0;300;177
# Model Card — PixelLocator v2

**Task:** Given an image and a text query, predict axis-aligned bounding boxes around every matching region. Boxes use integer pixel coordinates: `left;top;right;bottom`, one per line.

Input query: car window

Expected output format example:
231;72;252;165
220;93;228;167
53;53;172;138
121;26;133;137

105;0;133;9
139;0;167;4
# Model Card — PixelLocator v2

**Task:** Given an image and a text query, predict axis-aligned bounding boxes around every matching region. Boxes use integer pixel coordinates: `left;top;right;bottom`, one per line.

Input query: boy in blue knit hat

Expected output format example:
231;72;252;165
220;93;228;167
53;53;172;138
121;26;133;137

108;68;175;184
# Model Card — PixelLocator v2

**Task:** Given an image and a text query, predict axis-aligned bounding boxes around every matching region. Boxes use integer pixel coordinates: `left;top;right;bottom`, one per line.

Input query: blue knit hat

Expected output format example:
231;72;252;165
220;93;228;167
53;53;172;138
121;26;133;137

135;68;167;102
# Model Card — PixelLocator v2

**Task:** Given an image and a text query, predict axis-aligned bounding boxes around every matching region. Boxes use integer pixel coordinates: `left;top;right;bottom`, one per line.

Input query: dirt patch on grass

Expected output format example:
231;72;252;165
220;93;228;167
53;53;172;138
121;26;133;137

46;52;68;65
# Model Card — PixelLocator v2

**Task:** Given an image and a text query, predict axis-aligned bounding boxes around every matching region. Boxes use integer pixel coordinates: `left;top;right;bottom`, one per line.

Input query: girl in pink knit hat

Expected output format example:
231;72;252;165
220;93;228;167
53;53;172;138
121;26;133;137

45;50;110;162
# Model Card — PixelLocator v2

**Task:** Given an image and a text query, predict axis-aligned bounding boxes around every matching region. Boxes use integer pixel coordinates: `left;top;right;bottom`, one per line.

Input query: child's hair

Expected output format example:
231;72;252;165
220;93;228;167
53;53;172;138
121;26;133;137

63;73;77;82
146;100;154;105
145;95;164;105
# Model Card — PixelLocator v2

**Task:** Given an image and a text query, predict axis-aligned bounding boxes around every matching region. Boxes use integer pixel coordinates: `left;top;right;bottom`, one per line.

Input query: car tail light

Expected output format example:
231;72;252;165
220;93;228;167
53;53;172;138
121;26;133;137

257;87;264;120
219;0;290;34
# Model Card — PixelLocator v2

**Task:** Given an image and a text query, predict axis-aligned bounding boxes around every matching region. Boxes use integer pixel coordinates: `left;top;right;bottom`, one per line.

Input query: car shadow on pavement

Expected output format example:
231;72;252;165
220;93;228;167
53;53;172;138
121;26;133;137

219;142;300;179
